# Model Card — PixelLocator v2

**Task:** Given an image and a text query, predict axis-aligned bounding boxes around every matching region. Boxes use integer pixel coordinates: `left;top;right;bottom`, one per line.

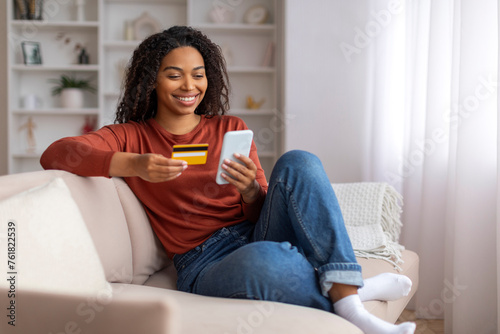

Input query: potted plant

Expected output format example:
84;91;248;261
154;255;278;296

49;74;96;109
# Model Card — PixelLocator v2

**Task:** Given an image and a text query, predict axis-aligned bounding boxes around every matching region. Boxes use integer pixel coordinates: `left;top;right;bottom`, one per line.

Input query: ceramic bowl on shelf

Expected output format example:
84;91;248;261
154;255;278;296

243;5;269;24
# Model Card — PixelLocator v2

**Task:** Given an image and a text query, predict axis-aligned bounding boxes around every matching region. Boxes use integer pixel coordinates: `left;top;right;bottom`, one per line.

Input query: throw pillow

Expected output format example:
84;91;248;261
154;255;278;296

0;177;110;295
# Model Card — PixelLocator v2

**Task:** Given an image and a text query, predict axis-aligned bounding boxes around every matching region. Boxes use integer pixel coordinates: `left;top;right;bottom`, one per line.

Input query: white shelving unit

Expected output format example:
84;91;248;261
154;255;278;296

6;0;283;176
7;0;100;173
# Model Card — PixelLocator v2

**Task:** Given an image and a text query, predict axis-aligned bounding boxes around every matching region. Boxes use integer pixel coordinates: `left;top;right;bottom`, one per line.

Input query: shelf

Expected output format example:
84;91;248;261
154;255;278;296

228;66;275;74
103;40;140;48
11;20;99;29
12;152;42;159
13;108;100;115
193;24;275;33
256;151;276;158
229;109;276;116
11;64;100;71
104;91;121;98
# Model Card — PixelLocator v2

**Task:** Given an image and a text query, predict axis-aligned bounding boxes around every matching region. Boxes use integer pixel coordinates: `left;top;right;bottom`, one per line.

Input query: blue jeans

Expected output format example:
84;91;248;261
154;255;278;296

173;150;363;312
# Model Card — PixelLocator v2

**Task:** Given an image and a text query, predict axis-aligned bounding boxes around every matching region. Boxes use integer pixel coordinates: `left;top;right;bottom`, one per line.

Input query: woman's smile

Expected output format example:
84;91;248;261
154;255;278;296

173;93;200;105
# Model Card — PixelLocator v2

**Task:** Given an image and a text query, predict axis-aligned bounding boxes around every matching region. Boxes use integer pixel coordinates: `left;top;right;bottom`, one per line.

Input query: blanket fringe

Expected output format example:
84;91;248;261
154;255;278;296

380;184;404;244
354;240;405;271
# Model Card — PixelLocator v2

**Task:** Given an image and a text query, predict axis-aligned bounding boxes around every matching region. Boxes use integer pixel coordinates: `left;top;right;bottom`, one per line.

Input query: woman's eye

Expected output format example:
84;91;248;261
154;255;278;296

168;75;181;79
194;74;205;79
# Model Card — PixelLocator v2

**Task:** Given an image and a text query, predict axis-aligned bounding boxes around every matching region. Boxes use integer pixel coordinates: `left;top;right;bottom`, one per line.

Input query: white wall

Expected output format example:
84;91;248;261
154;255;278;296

284;0;373;183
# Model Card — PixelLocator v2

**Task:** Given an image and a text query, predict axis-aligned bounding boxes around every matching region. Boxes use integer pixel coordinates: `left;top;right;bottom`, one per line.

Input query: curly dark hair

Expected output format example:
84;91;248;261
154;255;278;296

115;26;230;124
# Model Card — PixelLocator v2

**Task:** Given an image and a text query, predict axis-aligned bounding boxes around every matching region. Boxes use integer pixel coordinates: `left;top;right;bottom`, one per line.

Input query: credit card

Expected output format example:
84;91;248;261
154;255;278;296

172;144;209;165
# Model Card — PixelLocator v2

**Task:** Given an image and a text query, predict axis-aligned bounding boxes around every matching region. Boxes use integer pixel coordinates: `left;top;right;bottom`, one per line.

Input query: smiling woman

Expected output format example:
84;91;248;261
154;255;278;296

40;25;416;334
153;47;207;135
115;26;230;124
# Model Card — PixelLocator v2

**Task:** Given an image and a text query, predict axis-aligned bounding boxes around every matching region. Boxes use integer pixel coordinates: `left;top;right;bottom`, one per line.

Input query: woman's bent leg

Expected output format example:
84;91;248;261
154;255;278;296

252;150;363;295
249;150;416;334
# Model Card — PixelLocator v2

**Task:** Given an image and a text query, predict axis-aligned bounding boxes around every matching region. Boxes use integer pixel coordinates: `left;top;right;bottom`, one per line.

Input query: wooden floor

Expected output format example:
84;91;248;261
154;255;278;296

397;309;444;334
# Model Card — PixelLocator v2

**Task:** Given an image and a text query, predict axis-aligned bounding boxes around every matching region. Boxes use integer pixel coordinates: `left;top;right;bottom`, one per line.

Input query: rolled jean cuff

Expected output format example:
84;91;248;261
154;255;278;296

318;262;364;297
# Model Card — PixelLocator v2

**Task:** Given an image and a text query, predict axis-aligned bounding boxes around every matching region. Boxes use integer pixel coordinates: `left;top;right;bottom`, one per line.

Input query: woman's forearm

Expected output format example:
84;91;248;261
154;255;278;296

109;152;140;177
40;138;115;177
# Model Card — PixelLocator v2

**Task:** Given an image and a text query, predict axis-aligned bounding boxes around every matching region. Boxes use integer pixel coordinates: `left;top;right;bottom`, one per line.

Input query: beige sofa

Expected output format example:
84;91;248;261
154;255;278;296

0;170;419;334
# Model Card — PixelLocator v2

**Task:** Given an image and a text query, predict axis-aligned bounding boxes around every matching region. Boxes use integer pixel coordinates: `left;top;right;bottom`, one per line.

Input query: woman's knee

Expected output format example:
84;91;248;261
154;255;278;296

271;150;326;183
276;150;321;169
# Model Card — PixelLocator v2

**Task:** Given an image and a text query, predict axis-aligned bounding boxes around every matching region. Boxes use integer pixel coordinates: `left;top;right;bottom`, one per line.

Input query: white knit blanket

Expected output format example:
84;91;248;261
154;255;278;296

332;182;405;269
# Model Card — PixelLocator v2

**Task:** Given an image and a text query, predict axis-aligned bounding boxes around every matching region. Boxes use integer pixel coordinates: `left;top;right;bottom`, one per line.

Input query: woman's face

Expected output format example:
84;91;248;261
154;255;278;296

155;46;208;118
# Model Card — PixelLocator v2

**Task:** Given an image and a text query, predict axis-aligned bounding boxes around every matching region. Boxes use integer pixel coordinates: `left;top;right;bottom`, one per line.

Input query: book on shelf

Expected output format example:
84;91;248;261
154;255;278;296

15;0;43;20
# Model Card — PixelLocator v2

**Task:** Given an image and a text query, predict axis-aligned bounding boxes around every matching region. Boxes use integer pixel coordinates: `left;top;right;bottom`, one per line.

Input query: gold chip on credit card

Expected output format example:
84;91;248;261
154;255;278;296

172;144;209;165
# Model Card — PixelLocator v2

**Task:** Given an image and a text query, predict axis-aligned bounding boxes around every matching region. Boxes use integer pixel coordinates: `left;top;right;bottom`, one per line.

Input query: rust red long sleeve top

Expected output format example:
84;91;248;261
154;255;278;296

40;115;268;257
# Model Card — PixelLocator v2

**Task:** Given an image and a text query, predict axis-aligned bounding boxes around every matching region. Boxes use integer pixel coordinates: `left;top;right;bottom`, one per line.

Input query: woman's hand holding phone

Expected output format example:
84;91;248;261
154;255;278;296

216;130;260;203
221;153;260;203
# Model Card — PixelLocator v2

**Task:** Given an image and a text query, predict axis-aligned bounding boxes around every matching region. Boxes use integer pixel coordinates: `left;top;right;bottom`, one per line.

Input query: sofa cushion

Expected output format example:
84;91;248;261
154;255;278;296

0;177;110;294
0;171;134;284
143;263;178;290
111;284;363;334
113;177;170;285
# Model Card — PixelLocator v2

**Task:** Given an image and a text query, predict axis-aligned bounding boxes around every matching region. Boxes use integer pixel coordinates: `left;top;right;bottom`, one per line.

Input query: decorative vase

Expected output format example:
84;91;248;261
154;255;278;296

60;88;84;109
78;48;89;64
75;0;85;21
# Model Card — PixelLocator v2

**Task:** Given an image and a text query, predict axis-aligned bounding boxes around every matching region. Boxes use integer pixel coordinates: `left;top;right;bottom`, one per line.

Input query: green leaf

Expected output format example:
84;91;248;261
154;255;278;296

48;74;97;96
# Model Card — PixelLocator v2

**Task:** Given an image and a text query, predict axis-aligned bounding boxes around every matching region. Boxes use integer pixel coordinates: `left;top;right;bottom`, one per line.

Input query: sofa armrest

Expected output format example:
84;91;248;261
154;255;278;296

0;287;178;334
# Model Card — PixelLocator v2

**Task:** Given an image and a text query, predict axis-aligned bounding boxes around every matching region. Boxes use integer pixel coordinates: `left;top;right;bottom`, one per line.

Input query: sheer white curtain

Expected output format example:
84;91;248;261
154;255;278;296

367;0;498;332
285;0;497;330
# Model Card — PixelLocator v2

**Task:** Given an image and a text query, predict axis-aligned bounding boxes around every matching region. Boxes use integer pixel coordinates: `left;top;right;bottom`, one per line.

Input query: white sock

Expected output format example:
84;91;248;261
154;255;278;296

334;294;416;334
358;273;412;302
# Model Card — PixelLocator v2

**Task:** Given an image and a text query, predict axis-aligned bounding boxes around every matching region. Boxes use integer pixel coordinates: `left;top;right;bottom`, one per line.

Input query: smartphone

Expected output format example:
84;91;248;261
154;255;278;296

216;130;254;185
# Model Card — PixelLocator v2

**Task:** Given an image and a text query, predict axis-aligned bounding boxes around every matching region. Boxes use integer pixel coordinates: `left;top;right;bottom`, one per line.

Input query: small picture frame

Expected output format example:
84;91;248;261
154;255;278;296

21;41;42;65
